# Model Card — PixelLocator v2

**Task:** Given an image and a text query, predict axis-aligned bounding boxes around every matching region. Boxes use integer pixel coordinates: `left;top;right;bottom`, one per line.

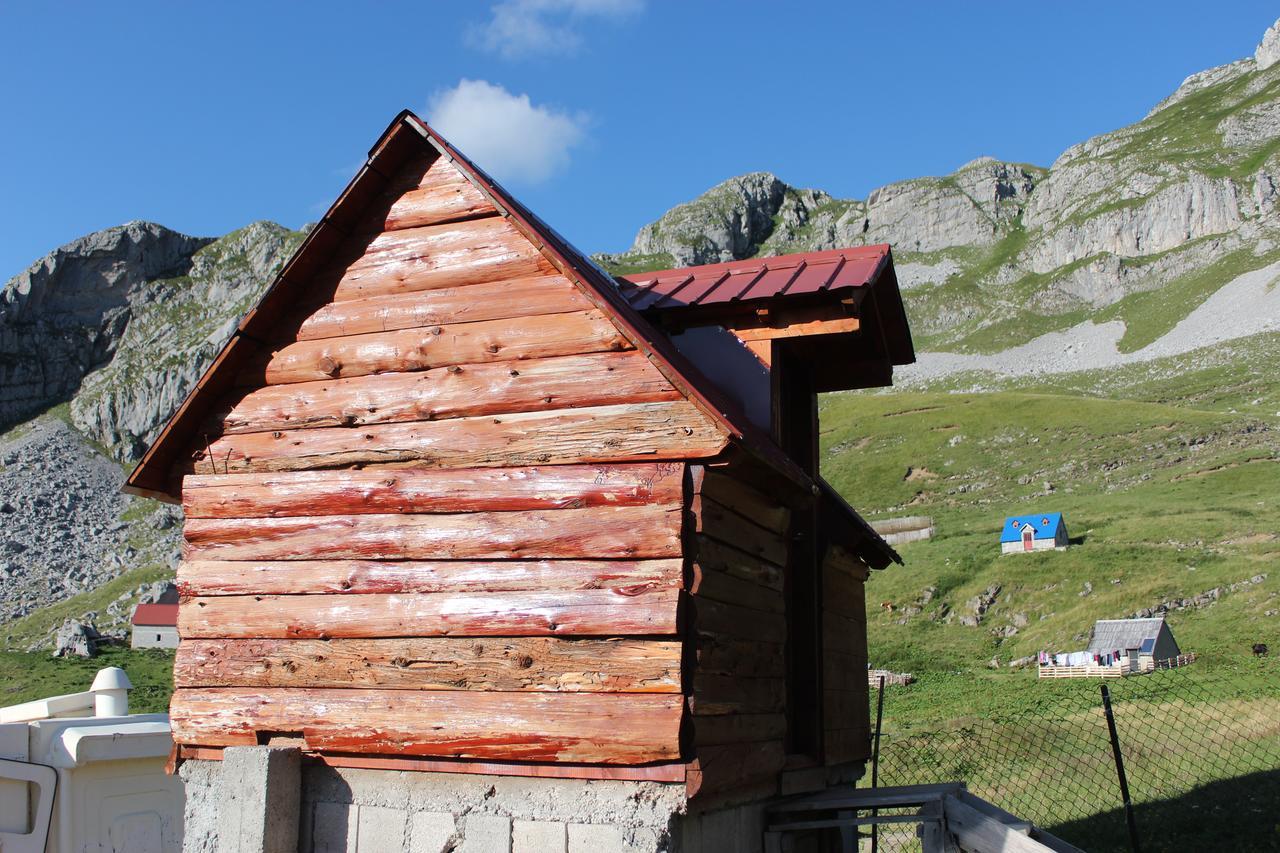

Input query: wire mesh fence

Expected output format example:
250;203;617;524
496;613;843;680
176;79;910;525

869;670;1280;852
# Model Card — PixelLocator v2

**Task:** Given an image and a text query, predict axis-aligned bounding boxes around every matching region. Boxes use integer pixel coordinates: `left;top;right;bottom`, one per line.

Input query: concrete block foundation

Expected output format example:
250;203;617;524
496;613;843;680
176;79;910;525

180;752;863;852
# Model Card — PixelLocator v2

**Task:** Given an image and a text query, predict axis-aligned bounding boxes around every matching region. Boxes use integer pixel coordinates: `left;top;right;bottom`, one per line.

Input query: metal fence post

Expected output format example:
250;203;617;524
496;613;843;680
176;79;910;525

1101;684;1141;853
870;674;885;853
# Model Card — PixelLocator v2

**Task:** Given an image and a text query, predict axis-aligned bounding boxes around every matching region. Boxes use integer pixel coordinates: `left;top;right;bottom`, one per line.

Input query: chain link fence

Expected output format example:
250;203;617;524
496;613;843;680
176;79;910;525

869;670;1280;852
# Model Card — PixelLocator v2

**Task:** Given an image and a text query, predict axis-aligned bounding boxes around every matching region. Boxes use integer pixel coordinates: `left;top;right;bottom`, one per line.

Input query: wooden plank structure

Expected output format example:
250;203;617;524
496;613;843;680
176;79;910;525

125;110;916;803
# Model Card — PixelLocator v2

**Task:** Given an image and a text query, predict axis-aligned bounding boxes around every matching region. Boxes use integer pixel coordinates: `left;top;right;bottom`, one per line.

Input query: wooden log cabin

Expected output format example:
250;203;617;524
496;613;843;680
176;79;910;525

125;110;915;849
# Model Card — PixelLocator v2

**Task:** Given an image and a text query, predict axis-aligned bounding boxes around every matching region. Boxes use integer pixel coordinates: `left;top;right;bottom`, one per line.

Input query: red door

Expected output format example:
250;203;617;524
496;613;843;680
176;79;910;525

1023;528;1034;551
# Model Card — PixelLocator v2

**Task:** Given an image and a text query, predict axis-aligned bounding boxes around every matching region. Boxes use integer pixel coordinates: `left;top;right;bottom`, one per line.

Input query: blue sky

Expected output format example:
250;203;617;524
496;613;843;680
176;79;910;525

1;2;1276;277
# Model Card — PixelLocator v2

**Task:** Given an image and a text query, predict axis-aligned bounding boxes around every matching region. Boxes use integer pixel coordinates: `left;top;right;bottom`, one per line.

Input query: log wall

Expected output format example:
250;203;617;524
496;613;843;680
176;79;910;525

169;149;730;770
822;545;872;765
685;468;791;799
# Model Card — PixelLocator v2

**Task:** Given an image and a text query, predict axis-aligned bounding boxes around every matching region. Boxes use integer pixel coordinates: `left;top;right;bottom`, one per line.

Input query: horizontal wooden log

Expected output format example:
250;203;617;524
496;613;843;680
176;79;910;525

689;674;785;716
694;537;783;592
824;650;869;693
183;504;682;561
380;156;497;231
182;462;685;518
694;598;786;645
695;636;785;679
699;471;790;534
242;310;629;386
690;565;784;614
210;351;677;436
693;498;789;567
189;401;727;475
686;740;785;799
288;274;590;341
179;588;682;639
824;728;871;764
177;558;683;596
692;713;787;747
170;688;683;763
175;637;681;693
325;217;555;302
824;689;870;729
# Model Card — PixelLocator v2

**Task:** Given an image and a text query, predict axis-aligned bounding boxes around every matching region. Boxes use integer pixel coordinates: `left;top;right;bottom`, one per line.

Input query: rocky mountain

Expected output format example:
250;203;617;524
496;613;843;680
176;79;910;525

597;21;1280;362
2;19;1279;646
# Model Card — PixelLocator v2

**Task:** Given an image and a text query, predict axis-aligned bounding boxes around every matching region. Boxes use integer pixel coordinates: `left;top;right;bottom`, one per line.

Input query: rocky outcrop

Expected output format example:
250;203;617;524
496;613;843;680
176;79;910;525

598;17;1280;340
70;222;304;459
0;417;181;629
1257;20;1280;71
0;222;210;430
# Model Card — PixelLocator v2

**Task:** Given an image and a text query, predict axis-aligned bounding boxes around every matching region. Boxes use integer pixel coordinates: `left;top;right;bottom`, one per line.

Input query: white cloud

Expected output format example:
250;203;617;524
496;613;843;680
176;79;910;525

469;0;643;59
428;79;587;185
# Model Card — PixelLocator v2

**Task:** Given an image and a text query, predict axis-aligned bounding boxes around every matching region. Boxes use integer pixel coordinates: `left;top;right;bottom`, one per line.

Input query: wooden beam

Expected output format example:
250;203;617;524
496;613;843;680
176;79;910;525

182;504;683;561
177;747;688;784
731;317;860;342
170;688;684;763
323;216;556;302
177;558;684;596
211;350;677;435
285;274;592;341
179;588;683;639
241;310;629;386
182;462;685;518
379;156;498;231
175;637;681;693
188;401;728;475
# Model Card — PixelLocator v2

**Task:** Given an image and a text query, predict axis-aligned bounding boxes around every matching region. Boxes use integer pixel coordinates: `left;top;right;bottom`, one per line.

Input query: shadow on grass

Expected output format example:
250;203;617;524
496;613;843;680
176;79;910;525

1047;769;1280;852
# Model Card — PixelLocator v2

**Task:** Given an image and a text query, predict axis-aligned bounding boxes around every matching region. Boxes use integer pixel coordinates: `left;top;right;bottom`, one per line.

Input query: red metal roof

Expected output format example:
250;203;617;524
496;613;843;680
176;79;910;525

618;245;891;312
132;603;178;627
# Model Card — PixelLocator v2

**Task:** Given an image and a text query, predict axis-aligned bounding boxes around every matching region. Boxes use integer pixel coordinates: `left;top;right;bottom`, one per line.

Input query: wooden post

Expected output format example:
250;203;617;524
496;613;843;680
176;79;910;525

1101;685;1141;852
870;674;886;853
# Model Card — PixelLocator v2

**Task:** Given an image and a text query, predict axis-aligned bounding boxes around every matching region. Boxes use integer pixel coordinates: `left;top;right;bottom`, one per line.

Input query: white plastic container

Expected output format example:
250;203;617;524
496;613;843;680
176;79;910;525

0;667;184;852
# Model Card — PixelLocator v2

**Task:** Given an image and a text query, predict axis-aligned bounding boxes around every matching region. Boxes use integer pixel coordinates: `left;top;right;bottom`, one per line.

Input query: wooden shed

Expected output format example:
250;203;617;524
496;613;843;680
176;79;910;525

125;111;915;838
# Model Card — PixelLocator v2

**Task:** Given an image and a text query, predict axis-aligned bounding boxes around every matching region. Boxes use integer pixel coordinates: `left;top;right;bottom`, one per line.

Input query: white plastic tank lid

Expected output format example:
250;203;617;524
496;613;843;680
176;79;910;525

89;667;134;692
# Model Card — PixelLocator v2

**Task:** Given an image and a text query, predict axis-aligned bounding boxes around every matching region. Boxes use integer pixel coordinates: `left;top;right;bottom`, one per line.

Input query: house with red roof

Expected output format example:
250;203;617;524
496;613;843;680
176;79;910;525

130;602;179;649
124;110;916;850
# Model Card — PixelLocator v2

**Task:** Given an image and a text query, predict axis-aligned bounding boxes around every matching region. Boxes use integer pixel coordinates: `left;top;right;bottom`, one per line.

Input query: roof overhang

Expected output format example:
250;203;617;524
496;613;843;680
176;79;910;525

618;246;915;393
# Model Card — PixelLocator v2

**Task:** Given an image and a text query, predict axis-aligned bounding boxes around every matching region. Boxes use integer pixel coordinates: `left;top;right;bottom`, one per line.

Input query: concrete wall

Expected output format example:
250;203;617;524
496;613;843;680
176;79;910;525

180;754;809;853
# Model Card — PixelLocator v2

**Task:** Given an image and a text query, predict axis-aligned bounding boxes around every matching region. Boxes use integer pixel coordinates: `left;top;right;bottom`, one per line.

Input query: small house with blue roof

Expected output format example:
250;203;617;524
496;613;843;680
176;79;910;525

1001;512;1068;554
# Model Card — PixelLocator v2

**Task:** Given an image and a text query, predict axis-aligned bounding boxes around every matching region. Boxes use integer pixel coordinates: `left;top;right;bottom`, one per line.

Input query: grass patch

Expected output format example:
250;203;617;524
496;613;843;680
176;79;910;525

0;646;174;714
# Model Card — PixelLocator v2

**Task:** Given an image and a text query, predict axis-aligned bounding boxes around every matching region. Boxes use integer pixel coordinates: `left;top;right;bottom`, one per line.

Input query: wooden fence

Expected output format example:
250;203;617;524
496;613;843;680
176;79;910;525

1038;653;1197;679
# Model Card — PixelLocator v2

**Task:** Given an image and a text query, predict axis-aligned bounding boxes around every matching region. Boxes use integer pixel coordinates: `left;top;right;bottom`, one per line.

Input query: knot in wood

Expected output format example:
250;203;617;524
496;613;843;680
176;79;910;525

487;344;501;354
517;655;535;669
317;356;341;377
509;369;520;377
447;365;464;374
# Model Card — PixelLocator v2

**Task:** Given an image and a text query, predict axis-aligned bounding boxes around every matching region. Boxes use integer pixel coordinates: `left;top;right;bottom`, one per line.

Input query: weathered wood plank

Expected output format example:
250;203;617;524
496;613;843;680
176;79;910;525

175;637;681;693
380;156;497;231
325;217;555;302
189;401;727;475
693;537;784;592
170;688;683;763
693;598;786;645
693;497;788;567
689;674;785;716
288;275;590;341
210;351;677;436
699;471;790;534
177;558;683;596
182;462;685;518
690;565;784;614
242;310;629;386
183;504;682;561
686;741;785;799
695;636;785;679
692;713;787;747
179;588;682;639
